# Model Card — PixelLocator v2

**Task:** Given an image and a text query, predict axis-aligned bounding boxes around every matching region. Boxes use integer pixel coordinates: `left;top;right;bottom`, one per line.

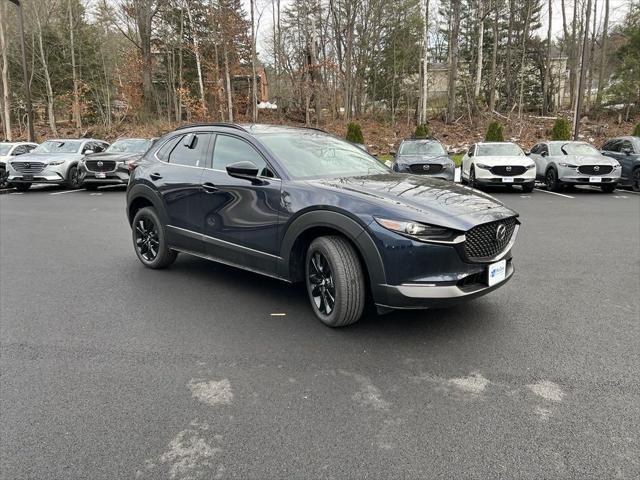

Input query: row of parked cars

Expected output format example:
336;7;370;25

391;136;640;192
0;138;155;191
1;133;639;193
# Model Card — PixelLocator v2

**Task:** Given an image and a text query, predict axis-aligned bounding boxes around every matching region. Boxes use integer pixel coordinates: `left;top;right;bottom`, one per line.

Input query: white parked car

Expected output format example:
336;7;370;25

0;142;39;188
6;138;109;191
461;142;536;192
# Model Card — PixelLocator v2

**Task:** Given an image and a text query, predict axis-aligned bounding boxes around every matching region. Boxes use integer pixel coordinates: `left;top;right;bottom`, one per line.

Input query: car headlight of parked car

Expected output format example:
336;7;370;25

375;217;464;244
48;160;66;166
525;163;536;170
475;163;491;169
558;162;577;168
612;163;621;169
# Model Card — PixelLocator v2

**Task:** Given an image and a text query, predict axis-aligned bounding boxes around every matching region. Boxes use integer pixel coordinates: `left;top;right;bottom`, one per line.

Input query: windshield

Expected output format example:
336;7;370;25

0;144;11;156
33;140;82;154
106;139;151;154
476;143;525;157
256;132;389;179
399;141;445;156
551;143;600;156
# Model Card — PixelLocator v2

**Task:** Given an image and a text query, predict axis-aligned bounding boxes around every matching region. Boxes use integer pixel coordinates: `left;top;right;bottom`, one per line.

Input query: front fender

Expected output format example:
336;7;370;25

278;210;387;302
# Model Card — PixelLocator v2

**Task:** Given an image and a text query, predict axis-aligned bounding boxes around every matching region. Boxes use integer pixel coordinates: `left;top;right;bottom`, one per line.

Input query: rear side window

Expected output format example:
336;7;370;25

167;133;212;167
212;135;272;176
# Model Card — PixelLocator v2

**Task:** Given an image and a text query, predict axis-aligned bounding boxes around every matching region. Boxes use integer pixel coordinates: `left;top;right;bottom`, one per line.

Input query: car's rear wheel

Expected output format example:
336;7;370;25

632;167;640;192
15;183;31;192
132;207;178;269
305;236;365;327
545;168;560;192
66;165;80;188
600;183;616;193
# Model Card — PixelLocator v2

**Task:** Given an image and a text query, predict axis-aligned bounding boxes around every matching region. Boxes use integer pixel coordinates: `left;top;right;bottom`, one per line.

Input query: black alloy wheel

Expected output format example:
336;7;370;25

67;166;80;188
546;168;559;192
135;216;160;262
308;251;336;316
633;168;640;192
131;207;178;269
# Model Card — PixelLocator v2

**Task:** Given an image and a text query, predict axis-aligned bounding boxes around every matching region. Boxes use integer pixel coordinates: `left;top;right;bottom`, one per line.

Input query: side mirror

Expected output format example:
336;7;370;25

183;134;197;149
84;149;94;154
541;151;547;157
622;147;632;155
226;161;260;182
390;150;397;157
525;150;531;156
468;151;474;157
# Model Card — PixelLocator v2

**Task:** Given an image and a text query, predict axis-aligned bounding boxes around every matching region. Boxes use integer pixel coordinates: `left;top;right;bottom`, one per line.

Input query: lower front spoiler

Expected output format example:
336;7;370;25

8;174;64;184
376;260;514;310
558;176;619;184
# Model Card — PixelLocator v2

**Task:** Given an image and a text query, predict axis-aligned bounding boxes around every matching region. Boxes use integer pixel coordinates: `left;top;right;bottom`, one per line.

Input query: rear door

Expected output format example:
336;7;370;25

199;133;282;275
151;132;213;252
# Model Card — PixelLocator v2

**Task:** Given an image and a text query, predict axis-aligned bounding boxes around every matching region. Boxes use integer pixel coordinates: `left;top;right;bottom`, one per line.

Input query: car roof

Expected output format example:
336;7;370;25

545;140;590;144
174;123;332;137
476;141;518;145
0;141;37;146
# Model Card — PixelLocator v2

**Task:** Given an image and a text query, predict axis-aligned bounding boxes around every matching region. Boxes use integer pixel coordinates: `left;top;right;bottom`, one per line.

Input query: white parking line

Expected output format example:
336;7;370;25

10;192;23;195
534;188;574;198
616;189;640;195
49;189;86;195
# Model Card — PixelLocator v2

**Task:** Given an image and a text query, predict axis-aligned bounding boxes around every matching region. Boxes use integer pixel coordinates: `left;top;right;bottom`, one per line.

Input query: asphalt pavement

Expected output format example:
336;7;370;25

1;184;639;479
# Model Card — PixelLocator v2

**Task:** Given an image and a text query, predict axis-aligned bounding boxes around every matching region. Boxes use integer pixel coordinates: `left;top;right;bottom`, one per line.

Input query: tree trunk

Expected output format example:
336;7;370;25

447;0;461;123
585;0;597;112
473;0;484;99
574;0;593;139
420;0;429;123
34;8;57;135
250;0;258;122
69;0;81;133
185;0;206;117
0;2;11;140
596;0;609;107
223;41;233;123
489;0;498;112
177;8;184;122
517;2;532;121
543;0;552;114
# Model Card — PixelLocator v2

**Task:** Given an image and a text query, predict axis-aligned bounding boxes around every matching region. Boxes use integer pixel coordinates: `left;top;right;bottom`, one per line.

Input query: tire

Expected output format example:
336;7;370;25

545;167;560;192
632;167;640;193
15;183;31;192
131;207;178;269
85;184;99;191
600;183;616;193
469;167;477;188
521;183;534;193
0;168;8;189
66;165;81;188
305;235;365;327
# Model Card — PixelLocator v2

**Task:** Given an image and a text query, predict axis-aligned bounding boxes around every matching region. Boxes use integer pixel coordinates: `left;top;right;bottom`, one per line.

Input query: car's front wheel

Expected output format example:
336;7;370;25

305;236;365;327
632;167;640;192
15;182;31;192
600;183;616;193
521;183;534;193
66;165;81;188
131;207;178;269
0;168;8;188
469;167;477;188
545;168;560;192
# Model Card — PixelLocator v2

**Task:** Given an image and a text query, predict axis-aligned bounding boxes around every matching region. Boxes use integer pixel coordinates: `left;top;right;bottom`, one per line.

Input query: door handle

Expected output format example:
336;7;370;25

150;172;162;180
201;182;219;193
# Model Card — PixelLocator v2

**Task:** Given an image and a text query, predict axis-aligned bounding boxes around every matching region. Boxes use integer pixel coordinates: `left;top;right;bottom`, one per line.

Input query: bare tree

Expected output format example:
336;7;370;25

0;1;11;140
543;0;552;114
184;0;206;115
574;0;593;138
596;0;609;106
419;0;429;123
447;0;461;123
68;0;82;133
33;1;58;135
250;0;258;122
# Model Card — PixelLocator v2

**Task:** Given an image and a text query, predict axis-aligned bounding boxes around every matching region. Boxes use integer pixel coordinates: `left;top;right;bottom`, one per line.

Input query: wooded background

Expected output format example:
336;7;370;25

0;0;638;150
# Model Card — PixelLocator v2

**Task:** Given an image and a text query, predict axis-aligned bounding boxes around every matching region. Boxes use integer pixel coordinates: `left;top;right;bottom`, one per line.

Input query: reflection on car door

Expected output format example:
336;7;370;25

199;133;282;275
152;132;212;251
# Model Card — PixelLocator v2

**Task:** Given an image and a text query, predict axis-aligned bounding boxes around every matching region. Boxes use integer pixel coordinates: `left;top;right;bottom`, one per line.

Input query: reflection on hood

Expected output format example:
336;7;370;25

397;154;451;165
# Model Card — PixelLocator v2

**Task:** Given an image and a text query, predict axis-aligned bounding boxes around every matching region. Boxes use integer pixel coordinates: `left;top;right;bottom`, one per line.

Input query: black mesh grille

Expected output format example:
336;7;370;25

490;165;526;176
409;163;444;174
11;162;46;174
85;160;116;172
464;217;518;260
577;165;613;175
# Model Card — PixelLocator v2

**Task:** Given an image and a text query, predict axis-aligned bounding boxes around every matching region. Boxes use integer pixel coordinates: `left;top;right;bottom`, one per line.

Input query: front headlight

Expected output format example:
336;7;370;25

525;163;536;170
48;160;66;166
558;162;577;168
475;163;491;169
375;218;464;244
612;163;621;169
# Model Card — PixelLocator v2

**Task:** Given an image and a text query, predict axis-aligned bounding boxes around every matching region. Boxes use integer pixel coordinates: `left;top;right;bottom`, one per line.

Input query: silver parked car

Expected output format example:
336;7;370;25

529;141;621;193
391;139;455;181
0;142;39;188
6;138;109;191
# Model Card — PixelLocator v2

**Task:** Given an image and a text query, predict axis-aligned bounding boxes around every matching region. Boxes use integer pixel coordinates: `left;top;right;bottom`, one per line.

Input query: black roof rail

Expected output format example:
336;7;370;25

175;122;247;132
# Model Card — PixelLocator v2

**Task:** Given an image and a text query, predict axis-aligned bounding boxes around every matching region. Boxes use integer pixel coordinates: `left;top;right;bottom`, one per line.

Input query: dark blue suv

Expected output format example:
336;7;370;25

126;124;520;326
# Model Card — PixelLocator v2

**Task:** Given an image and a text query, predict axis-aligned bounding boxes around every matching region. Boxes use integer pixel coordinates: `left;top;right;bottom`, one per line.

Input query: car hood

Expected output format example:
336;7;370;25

12;152;84;164
396;154;452;165
85;152;142;162
554;154;619;165
306;173;517;230
474;155;532;166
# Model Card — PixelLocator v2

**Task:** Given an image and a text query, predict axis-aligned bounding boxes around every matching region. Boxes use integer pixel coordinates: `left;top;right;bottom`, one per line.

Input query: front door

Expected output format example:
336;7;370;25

199;134;282;275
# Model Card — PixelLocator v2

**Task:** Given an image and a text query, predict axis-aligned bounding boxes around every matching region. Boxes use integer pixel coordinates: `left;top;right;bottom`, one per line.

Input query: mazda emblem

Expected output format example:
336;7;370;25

24;163;31;169
496;224;507;242
97;161;103;167
594;165;600;171
506;166;512;171
423;164;430;171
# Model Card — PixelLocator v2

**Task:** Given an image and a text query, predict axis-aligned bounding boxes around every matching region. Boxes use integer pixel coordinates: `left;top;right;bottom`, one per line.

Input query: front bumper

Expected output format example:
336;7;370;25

377;260;514;309
394;164;455;181
474;167;535;186
7;163;68;184
78;163;130;185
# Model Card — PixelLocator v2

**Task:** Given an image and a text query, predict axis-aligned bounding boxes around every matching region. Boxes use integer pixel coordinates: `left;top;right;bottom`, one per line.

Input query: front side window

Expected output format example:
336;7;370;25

399;141;446;156
212;135;270;176
167;133;211;167
255;132;388;179
476;143;525;157
33;140;83;154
